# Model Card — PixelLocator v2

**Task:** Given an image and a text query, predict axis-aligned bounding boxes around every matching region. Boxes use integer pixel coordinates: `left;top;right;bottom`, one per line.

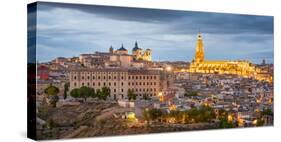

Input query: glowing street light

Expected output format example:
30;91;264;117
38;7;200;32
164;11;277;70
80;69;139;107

166;66;172;72
158;92;164;102
227;115;233;122
252;119;257;125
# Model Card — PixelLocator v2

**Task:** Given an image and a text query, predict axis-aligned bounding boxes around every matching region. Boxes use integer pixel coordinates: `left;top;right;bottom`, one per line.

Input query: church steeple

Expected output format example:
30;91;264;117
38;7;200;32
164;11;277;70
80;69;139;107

195;32;204;62
133;41;141;51
135;41;138;48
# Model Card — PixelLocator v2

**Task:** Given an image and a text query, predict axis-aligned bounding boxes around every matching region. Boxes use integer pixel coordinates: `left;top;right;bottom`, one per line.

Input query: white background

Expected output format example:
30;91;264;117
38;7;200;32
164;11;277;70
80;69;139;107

0;0;280;141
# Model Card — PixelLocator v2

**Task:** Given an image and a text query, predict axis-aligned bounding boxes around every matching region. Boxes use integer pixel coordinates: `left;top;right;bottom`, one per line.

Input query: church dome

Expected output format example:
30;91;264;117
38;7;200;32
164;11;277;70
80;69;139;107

118;44;127;51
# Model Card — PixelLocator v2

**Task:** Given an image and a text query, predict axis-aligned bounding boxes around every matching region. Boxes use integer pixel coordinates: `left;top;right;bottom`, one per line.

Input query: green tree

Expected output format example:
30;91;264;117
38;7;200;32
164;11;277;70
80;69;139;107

261;109;273;116
44;85;60;107
97;87;110;100
219;117;234;128
96;89;101;98
70;88;80;99
187;105;215;123
79;86;94;102
149;108;163;121
127;89;136;101
63;82;70;100
70;87;95;102
256;118;265;126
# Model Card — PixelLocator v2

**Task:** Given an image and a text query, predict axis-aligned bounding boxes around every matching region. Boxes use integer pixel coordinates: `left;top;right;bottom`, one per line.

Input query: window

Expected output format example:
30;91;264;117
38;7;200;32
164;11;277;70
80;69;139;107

140;76;142;80
98;82;100;86
121;89;123;92
132;82;134;85
87;76;90;80
82;82;84;86
136;76;138;80
93;82;95;86
109;76;111;79
114;76;116;79
154;76;157;79
98;76;100;79
109;82;111;86
74;82;77;86
154;88;156;91
128;82;130;86
154;82;156;85
82;76;84;79
121;82;123;86
114;82;116;86
121;76;124;80
114;89;116;92
129;76;131;80
93;76;95;79
103;82;106;86
136;82;138;85
74;76;77;80
104;76;106;80
87;82;90;86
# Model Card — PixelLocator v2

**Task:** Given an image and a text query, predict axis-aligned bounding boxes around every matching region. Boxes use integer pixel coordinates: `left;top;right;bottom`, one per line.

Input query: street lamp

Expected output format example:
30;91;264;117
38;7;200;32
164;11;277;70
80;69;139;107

166;66;172;72
158;92;164;102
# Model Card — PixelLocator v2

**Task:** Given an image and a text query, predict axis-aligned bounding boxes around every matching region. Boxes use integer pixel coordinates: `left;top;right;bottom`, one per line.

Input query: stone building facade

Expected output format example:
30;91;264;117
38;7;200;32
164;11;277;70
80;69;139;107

69;68;167;100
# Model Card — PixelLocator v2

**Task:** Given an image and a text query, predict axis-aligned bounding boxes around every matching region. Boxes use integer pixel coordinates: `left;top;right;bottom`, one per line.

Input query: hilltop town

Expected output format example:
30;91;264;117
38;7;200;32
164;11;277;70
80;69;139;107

35;34;273;140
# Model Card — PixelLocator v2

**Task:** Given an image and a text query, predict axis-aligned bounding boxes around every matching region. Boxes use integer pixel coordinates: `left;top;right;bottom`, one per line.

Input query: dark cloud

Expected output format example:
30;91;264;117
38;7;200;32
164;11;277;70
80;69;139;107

33;2;273;63
37;1;273;35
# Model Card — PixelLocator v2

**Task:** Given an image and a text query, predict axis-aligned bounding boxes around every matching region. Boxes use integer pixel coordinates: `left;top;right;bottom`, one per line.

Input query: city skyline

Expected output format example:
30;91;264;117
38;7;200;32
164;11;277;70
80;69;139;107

34;2;273;64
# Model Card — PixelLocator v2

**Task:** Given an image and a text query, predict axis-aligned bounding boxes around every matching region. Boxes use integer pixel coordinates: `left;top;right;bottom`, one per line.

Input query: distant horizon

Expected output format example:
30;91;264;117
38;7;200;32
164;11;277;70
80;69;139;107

30;2;274;64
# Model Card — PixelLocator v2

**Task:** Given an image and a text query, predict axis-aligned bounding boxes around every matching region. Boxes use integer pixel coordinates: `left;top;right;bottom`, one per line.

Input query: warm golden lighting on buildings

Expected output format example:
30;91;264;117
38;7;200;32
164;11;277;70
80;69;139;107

188;33;272;82
227;115;233;122
252;119;258;125
166;66;172;72
237;117;244;127
127;112;137;121
169;104;177;111
158;92;164;102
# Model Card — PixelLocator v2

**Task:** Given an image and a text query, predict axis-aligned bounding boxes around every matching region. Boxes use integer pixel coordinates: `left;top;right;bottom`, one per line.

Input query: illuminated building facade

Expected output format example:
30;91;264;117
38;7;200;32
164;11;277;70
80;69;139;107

189;33;272;82
132;41;152;61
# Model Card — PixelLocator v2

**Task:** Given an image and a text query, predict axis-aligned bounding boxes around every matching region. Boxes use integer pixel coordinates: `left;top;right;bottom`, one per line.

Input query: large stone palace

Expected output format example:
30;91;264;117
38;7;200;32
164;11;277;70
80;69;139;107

69;68;168;100
189;33;272;82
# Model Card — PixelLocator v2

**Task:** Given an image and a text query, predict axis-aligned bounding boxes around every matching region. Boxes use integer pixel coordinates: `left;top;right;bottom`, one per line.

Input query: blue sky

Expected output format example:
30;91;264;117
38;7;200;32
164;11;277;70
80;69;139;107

33;2;274;64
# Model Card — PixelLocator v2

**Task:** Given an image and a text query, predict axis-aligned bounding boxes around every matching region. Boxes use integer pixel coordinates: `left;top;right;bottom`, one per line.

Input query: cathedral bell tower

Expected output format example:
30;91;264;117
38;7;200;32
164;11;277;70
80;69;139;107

194;33;204;63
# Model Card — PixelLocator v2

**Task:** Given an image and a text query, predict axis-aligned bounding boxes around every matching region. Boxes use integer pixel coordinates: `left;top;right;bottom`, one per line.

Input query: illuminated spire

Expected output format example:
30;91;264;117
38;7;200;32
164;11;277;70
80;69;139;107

195;32;204;62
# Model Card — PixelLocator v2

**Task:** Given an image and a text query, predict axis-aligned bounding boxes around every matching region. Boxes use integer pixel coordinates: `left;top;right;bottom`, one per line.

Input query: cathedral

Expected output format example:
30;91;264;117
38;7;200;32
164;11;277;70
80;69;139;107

189;33;272;82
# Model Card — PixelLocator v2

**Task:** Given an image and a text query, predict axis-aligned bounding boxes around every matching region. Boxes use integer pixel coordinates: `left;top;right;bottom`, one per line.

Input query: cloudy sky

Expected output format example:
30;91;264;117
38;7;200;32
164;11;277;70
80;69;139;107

32;2;273;64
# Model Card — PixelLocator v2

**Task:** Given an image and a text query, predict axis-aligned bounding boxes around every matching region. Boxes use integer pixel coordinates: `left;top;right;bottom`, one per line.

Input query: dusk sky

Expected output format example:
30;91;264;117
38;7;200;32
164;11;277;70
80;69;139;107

34;2;273;64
